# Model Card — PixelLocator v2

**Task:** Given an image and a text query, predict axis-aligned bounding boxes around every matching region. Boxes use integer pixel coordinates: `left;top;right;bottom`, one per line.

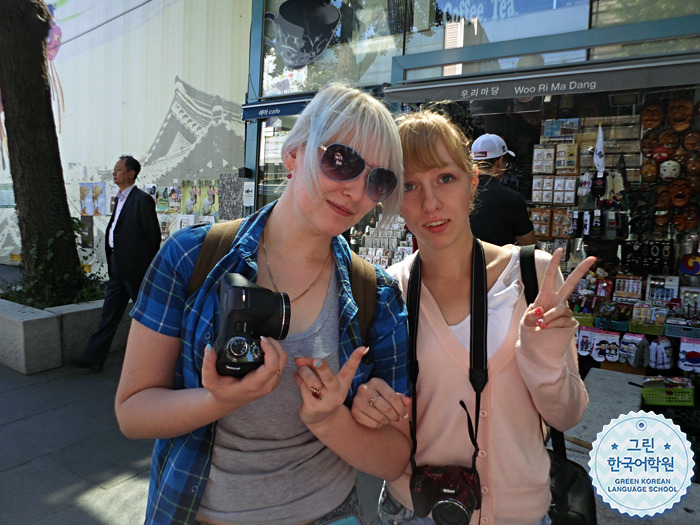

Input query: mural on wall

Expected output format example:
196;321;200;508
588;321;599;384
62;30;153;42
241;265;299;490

0;0;250;267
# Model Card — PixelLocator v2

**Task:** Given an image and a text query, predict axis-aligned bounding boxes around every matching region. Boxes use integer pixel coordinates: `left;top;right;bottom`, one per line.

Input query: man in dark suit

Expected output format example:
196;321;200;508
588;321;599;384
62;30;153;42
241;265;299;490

73;155;161;371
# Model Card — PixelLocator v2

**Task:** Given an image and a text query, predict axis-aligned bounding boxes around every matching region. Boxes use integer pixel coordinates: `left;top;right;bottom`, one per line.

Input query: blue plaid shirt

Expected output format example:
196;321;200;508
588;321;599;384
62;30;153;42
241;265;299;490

131;202;409;525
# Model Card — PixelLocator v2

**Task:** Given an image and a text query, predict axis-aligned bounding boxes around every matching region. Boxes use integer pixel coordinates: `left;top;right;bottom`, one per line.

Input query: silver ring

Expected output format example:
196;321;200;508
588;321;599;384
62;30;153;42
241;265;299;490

369;395;379;408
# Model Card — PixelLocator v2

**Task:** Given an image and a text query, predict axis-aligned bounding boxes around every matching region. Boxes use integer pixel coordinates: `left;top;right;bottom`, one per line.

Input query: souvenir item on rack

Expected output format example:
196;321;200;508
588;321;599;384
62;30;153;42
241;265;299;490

590;170;606;198
667;99;694;132
679;235;700;276
653;185;672;226
672;147;688;165
624;240;674;275
648;336;673;370
678;337;700;372
641;104;664;130
658;128;680;149
668;178;692;207
592;331;608;362
652;146;671;164
684;130;700;152
577;327;593;356
606;339;620;362
684;204;699;230
619;333;649;368
659;160;681;183
673;211;687;232
619;333;636;365
687;155;700;177
640;131;659;158
640;160;658;184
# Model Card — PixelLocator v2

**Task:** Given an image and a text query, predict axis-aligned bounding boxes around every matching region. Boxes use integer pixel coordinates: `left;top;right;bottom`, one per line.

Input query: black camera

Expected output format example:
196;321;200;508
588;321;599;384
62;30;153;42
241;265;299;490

216;273;290;377
410;465;481;524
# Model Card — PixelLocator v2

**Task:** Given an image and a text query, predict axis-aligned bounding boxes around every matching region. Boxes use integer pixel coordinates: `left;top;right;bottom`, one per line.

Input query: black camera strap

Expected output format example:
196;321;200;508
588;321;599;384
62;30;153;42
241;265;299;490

407;238;488;472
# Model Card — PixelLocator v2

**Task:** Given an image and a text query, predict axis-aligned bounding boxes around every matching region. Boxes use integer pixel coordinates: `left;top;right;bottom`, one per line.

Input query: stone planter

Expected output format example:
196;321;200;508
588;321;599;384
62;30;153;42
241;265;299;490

0;298;131;375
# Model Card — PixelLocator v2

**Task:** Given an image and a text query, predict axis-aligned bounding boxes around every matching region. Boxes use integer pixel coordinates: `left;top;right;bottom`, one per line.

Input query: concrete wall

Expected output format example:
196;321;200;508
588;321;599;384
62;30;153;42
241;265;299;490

0;299;130;375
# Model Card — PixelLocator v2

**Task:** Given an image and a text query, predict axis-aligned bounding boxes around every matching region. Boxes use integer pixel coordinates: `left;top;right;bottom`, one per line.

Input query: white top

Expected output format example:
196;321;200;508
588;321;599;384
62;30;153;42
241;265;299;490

448;246;521;359
108;184;135;248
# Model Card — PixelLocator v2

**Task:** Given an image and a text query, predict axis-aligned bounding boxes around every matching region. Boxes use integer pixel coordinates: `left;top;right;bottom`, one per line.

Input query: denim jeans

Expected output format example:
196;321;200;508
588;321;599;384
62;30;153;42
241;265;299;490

376;482;551;525
310;485;364;525
196;486;364;525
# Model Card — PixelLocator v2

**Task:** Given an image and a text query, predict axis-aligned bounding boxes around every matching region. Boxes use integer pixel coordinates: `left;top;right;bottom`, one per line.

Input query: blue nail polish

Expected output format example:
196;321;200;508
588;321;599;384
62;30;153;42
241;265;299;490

315;360;323;368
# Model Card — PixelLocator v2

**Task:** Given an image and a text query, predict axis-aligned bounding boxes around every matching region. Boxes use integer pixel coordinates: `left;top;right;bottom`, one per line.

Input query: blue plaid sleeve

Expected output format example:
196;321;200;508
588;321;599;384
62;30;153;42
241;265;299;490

367;269;410;397
131;225;210;336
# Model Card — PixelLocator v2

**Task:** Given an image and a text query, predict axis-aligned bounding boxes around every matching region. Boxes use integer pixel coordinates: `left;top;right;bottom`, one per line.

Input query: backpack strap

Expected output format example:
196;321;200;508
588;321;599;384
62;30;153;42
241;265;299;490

187;219;244;298
519;245;569;459
351;251;377;364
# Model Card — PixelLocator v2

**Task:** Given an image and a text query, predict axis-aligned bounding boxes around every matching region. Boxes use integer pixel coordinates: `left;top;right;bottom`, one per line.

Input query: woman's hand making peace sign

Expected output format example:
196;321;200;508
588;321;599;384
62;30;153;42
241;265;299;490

522;248;597;331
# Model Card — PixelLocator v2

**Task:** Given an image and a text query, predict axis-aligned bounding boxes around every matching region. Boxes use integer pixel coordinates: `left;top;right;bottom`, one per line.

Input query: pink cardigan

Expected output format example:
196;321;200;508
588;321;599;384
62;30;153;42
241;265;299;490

387;249;589;525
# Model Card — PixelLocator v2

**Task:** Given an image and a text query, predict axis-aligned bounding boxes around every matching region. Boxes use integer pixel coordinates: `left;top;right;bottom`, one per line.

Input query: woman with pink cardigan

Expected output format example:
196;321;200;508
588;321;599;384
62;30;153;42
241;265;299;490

351;111;595;525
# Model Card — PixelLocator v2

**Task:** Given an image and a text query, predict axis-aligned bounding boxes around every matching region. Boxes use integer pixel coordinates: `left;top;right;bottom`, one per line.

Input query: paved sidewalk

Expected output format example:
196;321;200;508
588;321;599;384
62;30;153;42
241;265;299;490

0;348;698;524
0;351;384;525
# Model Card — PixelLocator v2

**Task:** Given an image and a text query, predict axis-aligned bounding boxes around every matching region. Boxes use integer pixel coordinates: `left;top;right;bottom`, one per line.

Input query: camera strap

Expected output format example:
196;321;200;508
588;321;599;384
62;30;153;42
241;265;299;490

406;238;488;471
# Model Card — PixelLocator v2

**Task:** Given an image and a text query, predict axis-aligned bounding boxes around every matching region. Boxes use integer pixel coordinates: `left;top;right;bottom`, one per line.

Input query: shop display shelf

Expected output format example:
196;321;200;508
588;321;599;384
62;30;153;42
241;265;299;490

573;313;595;326
628;321;664;336
594;317;628;332
642;386;695;407
664;324;700;339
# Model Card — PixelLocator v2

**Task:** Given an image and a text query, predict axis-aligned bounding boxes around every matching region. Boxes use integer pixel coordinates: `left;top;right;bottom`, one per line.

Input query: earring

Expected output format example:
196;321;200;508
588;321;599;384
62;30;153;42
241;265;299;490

286;173;292;179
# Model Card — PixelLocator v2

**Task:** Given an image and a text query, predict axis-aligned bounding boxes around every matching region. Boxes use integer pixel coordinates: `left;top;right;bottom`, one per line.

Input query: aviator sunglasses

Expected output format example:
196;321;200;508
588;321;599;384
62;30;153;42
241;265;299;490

319;143;398;202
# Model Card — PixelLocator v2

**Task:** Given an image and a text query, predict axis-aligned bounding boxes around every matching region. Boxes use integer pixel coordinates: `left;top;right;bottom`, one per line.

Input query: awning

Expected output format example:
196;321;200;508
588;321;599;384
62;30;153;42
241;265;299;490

242;97;312;120
383;56;700;103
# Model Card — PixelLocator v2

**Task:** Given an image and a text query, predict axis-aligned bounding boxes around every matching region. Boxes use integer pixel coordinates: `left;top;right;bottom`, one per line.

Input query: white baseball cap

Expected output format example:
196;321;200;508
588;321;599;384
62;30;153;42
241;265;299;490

471;133;515;160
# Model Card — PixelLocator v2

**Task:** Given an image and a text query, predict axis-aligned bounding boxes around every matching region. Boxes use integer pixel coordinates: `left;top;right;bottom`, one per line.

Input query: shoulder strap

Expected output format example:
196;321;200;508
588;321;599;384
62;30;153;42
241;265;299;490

519;244;538;305
187;219;244;298
519;245;568;459
351;251;377;363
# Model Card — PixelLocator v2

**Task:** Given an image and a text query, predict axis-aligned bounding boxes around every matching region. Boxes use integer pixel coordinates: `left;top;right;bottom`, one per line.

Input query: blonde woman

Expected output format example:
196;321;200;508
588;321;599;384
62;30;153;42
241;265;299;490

115;84;411;525
352;111;595;525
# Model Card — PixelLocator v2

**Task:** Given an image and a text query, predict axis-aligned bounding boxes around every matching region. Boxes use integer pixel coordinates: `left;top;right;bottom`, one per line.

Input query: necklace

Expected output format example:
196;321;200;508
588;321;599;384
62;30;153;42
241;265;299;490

261;233;332;303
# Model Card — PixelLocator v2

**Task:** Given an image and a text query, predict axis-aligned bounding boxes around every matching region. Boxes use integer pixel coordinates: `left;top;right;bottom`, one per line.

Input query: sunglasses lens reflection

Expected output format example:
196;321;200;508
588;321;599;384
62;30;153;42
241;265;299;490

320;143;397;202
321;144;365;181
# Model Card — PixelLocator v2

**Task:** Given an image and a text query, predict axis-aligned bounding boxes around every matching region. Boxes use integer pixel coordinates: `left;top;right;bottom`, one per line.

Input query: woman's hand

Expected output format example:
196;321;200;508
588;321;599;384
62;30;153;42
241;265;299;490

351;378;410;429
201;335;288;409
522;248;596;330
293;346;368;428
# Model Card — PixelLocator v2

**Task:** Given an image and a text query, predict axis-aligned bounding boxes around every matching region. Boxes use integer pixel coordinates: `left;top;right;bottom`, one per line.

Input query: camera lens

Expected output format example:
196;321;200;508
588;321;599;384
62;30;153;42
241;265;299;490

225;337;249;359
432;500;471;525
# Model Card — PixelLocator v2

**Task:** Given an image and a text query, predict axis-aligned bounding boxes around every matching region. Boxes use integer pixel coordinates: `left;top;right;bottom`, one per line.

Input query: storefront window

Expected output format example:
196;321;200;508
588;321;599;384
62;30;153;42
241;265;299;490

257;116;297;208
262;0;404;97
591;0;698;26
404;0;590;80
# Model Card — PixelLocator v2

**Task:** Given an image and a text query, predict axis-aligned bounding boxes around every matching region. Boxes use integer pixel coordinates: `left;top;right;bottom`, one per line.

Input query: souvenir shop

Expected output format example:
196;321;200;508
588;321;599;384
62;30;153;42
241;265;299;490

242;1;700;457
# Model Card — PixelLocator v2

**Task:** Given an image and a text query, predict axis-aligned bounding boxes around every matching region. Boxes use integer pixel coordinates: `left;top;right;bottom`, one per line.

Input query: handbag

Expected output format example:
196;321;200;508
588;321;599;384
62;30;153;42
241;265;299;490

520;245;597;525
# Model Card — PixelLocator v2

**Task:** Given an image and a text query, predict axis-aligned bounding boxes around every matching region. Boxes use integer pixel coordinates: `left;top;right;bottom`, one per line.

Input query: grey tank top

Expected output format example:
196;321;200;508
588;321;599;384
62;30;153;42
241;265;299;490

198;271;356;524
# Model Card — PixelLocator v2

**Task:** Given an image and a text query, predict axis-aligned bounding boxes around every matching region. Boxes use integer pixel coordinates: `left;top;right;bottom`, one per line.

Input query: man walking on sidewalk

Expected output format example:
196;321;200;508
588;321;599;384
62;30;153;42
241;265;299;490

73;155;161;371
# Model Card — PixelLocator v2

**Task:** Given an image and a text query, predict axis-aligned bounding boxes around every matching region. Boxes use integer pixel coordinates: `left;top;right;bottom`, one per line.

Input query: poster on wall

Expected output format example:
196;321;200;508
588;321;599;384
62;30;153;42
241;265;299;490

78;215;94;249
79;182;107;216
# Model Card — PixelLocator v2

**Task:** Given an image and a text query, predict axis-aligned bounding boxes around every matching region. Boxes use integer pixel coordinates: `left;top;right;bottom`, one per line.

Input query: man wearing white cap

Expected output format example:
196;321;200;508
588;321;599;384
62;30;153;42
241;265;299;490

470;133;537;246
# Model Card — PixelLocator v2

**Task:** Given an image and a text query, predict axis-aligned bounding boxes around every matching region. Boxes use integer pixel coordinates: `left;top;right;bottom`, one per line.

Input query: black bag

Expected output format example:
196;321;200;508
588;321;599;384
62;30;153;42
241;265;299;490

548;446;597;525
519;245;597;525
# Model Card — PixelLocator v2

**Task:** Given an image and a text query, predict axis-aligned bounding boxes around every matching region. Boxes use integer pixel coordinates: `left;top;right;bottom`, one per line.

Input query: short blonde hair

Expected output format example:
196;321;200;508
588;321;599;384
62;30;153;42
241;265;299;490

396;110;474;177
282;83;403;220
